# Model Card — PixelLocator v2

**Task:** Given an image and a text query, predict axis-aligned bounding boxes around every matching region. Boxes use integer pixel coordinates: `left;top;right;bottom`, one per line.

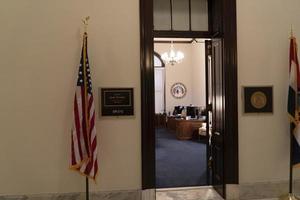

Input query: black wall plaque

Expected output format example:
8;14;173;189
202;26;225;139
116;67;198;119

244;86;273;113
101;88;134;116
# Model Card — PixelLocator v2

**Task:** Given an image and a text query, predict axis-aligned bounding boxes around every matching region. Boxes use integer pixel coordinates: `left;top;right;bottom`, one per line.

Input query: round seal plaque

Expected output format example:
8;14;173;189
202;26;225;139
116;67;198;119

250;91;267;109
171;83;187;99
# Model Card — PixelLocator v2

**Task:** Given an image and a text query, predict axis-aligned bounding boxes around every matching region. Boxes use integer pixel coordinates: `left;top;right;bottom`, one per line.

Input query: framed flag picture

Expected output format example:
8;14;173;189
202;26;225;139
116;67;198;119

100;88;134;116
243;86;273;113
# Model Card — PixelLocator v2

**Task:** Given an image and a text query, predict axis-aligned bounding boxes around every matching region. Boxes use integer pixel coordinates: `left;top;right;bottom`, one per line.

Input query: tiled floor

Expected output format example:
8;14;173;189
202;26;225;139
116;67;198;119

155;187;280;200
156;187;223;200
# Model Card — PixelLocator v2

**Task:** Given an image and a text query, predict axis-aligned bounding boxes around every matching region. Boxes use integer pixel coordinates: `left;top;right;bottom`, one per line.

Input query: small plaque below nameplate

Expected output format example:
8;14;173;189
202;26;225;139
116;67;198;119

101;88;134;116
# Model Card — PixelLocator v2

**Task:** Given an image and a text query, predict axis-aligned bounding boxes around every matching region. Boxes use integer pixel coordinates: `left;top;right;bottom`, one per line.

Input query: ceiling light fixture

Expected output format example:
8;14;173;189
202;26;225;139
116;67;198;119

161;41;184;66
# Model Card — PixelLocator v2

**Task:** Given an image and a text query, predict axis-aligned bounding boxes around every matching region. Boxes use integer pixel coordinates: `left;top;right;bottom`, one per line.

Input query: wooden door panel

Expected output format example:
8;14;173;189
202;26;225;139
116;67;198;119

205;40;213;185
211;38;225;197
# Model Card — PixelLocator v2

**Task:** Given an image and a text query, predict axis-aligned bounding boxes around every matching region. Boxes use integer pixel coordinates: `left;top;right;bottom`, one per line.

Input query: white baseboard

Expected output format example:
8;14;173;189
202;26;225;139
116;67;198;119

0;190;141;200
142;189;155;200
224;180;300;200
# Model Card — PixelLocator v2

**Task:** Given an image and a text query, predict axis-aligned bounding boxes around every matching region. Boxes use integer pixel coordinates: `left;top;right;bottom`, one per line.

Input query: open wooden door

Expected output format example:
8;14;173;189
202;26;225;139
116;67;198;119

205;40;212;186
209;38;225;197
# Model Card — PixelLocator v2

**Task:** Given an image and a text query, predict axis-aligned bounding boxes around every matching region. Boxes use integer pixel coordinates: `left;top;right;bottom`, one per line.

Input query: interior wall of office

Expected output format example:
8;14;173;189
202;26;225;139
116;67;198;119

1;0;300;196
237;0;300;183
154;43;206;114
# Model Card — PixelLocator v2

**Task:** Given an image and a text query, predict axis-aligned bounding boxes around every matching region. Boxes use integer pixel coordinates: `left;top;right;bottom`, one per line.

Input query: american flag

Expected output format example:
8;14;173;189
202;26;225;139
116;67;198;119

71;32;98;179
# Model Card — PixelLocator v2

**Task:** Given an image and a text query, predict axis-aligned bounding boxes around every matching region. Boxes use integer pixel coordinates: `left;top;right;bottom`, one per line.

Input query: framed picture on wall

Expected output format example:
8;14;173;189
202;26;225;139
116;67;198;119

170;82;187;99
243;86;273;113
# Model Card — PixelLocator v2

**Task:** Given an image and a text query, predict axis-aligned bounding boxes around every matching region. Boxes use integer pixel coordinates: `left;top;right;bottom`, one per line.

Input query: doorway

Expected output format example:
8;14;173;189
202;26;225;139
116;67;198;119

154;38;209;188
140;0;238;198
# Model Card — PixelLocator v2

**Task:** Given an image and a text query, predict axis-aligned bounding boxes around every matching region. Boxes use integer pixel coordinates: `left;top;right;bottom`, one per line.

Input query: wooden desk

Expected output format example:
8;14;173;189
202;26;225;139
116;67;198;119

176;119;203;140
167;116;204;140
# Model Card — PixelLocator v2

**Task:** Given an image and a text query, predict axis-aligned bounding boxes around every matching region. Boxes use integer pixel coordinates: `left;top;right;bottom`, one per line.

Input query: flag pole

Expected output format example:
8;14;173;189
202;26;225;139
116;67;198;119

86;177;89;200
280;126;300;200
289;124;295;195
280;26;300;200
82;16;90;200
289;125;293;194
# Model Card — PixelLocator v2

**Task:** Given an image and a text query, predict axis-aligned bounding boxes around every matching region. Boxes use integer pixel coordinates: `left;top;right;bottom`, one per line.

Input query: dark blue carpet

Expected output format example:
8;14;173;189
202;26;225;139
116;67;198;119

155;128;207;188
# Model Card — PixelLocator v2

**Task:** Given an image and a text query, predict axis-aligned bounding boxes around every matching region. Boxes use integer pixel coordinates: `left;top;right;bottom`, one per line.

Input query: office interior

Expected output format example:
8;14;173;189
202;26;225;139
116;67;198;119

154;38;209;188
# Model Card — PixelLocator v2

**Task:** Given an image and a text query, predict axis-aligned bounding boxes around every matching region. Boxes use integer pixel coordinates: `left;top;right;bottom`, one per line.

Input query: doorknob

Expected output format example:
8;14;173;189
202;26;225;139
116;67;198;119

208;156;213;169
214;132;220;136
206;103;212;111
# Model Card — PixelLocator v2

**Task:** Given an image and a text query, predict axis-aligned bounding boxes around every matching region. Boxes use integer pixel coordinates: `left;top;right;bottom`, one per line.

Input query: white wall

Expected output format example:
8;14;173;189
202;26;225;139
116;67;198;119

155;68;165;113
192;42;206;107
0;0;140;195
154;42;206;114
237;0;300;183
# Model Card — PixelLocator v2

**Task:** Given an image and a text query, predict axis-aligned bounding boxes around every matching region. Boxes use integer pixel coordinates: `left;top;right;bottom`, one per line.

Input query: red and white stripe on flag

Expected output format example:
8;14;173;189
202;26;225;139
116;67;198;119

70;33;98;180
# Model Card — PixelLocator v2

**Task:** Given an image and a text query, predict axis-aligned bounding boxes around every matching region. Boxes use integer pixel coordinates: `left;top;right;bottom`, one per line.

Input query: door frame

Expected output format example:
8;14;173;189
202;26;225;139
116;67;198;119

140;0;238;193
